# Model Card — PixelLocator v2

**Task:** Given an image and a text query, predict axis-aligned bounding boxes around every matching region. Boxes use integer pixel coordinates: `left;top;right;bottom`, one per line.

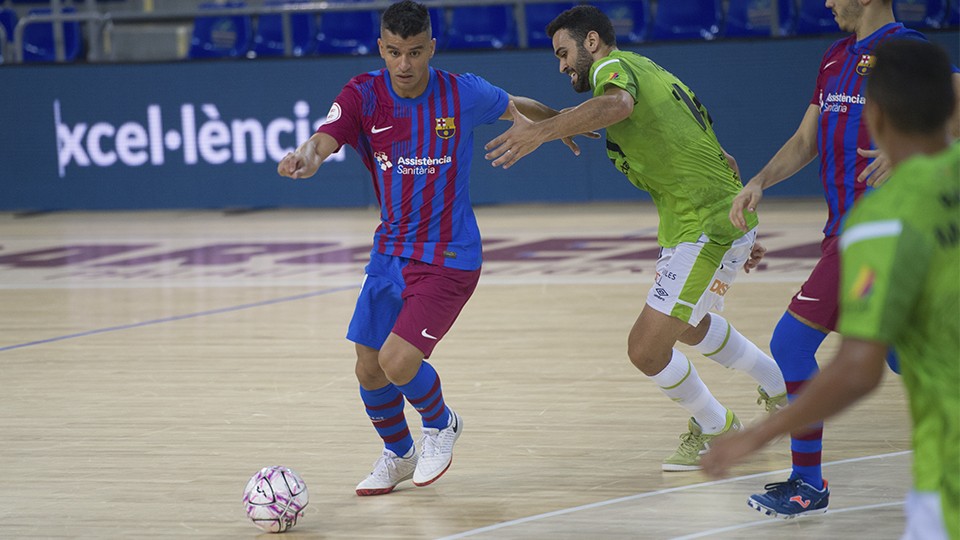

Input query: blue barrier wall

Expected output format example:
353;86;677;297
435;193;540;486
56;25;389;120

1;31;957;210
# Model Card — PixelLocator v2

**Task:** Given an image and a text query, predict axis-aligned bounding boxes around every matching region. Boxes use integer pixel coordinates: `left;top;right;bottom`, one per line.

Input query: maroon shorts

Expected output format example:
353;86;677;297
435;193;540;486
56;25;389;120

348;252;480;358
788;236;840;332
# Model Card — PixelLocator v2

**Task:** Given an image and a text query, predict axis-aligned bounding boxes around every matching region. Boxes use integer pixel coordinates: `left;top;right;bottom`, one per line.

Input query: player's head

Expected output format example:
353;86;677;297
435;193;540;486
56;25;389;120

379;0;435;98
825;0;893;33
865;39;956;152
546;6;617;93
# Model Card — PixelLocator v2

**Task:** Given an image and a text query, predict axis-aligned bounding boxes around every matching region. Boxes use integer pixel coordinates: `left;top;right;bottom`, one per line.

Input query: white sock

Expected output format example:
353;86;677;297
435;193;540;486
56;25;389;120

649;349;728;434
694;314;786;397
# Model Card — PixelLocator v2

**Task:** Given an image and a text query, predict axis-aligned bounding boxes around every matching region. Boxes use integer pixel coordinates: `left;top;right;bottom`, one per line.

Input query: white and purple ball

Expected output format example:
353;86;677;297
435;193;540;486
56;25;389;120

242;466;308;533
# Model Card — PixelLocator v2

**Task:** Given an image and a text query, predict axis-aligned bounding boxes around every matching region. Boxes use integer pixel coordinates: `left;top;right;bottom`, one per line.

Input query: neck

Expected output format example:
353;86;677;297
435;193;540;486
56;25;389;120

595;45;617;60
855;6;896;41
884;131;950;167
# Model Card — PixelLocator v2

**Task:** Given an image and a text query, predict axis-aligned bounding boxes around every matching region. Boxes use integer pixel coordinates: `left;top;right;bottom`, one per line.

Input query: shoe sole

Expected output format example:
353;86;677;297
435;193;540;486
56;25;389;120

356;486;397;496
661;463;702;472
748;499;828;519
413;457;452;487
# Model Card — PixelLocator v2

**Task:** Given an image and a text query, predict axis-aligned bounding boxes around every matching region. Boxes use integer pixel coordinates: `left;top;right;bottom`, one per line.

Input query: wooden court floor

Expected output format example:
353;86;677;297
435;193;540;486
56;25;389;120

0;201;912;539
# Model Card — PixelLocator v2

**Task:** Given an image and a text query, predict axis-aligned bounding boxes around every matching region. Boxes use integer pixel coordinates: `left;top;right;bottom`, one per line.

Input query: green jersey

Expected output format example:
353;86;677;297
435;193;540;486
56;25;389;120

589;50;758;247
839;143;960;538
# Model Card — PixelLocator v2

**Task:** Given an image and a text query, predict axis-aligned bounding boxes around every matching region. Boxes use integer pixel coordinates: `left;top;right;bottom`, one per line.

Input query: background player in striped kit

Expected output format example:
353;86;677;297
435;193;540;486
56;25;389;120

706;39;958;539
727;0;960;517
278;0;594;496
485;5;787;472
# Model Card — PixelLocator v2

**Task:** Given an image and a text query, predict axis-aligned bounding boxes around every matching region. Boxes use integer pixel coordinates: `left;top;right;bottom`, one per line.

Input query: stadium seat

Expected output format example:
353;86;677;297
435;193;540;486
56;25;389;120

0;8;15;63
253;0;317;57
188;2;253;59
525;2;575;49
315;1;379;56
446;5;517;50
21;7;82;63
651;0;722;41
893;0;948;28
724;0;796;37
429;7;448;50
796;0;840;34
951;0;960;26
598;1;649;44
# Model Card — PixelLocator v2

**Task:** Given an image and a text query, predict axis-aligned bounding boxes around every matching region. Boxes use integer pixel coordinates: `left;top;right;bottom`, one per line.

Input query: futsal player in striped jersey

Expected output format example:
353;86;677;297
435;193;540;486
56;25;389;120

728;0;960;518
278;0;593;496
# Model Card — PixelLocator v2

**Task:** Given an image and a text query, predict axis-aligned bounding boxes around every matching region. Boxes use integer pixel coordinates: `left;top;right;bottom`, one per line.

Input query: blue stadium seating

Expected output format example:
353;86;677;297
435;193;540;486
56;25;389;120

446;5;517;50
796;0;840;34
894;0;948;28
951;0;960;25
724;0;796;37
188;2;253;59
598;1;649;44
21;7;82;63
0;8;15;63
315;1;379;56
525;2;575;48
430;7;448;50
253;1;317;57
652;0;722;41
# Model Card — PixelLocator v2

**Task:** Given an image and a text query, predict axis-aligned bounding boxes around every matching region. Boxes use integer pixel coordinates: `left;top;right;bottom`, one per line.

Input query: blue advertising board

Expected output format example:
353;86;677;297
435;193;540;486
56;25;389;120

1;31;957;210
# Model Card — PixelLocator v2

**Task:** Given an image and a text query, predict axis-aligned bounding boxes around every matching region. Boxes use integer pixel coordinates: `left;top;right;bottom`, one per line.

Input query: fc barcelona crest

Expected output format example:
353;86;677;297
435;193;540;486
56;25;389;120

436;117;456;139
856;54;875;76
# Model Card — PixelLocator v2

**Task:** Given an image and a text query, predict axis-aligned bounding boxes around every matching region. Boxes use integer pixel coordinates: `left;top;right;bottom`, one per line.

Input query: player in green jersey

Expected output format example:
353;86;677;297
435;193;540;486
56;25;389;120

702;39;958;539
485;5;787;471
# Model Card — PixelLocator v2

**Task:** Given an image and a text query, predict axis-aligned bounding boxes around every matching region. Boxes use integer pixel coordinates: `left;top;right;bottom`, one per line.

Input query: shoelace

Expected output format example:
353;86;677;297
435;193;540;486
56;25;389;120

370;452;402;479
676;430;706;455
420;429;442;457
760;478;801;495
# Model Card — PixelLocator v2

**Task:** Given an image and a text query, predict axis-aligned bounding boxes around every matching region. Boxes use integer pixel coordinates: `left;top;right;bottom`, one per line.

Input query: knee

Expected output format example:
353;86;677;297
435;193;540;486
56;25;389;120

627;340;669;376
355;359;386;388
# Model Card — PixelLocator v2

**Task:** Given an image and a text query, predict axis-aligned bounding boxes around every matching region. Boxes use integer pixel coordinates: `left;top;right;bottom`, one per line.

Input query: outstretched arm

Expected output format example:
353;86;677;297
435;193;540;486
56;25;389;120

729;104;820;231
486;87;633;169
503;94;601;158
701;337;887;477
277;132;340;180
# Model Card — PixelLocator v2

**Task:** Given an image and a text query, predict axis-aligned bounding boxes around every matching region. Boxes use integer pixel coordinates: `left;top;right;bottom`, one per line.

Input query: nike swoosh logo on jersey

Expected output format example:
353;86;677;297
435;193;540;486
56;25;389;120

421;328;438;340
797;293;820;302
823;60;839;71
371;125;393;134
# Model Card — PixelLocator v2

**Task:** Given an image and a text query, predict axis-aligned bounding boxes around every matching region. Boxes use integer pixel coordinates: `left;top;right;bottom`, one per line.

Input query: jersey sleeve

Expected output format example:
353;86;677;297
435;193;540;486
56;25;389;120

457;73;509;126
838;198;931;343
315;82;364;150
592;58;638;101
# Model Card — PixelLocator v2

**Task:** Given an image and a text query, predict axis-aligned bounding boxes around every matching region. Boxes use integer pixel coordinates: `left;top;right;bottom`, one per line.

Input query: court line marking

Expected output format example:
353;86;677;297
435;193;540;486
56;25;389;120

0;285;357;353
670;501;904;539
436;451;912;539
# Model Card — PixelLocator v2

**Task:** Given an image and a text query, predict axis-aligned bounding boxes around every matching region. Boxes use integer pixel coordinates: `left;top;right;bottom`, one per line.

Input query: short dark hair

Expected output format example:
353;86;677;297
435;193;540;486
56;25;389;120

867;39;956;134
546;5;617;48
381;0;431;39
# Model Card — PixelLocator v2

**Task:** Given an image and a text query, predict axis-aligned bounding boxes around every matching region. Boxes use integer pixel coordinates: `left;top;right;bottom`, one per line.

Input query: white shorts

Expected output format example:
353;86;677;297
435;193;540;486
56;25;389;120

646;229;757;326
902;490;948;540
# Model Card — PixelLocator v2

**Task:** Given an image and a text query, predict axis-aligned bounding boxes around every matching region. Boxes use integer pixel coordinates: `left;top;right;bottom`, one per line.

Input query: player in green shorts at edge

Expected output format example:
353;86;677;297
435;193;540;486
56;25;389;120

485;5;787;471
703;39;959;539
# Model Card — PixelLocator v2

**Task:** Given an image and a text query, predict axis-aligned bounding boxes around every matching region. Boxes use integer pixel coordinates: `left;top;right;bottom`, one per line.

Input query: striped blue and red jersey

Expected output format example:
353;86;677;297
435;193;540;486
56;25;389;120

811;22;927;237
317;67;508;270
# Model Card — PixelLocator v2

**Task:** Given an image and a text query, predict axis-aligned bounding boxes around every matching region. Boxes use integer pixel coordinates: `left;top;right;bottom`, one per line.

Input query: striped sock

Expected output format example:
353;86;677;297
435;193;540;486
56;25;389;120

397;361;450;430
359;384;413;458
771;312;827;490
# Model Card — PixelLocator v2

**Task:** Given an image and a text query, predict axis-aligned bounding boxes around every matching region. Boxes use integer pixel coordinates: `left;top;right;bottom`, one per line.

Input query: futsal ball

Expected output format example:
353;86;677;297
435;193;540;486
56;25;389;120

242;466;309;533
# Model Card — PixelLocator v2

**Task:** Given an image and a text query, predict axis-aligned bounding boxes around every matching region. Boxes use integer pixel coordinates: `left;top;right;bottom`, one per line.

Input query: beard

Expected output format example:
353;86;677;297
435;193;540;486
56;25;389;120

571;43;595;93
834;1;864;32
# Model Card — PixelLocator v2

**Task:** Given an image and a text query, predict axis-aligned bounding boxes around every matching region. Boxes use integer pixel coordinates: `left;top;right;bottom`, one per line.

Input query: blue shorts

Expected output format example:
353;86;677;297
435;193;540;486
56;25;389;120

347;251;481;358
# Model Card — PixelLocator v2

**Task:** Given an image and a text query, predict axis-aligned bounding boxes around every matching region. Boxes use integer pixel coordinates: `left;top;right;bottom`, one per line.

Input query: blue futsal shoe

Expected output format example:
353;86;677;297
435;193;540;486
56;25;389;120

748;477;829;519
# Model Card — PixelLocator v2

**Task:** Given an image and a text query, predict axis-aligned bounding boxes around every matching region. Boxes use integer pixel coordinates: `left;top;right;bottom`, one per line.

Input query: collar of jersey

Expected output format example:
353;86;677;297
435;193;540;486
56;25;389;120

383;67;437;104
852;22;903;51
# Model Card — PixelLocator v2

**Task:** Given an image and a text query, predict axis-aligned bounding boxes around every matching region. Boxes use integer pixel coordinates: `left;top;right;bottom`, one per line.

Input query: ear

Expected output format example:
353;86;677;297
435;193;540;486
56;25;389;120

584;30;601;54
377;38;385;59
430;37;436;59
864;99;885;148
